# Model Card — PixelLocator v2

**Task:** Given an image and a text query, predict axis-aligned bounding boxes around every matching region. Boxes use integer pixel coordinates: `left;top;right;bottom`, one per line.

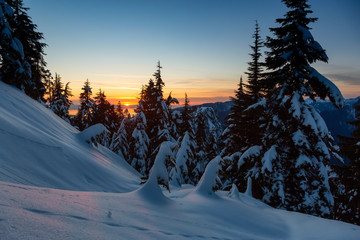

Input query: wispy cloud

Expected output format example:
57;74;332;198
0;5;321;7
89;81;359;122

324;73;360;86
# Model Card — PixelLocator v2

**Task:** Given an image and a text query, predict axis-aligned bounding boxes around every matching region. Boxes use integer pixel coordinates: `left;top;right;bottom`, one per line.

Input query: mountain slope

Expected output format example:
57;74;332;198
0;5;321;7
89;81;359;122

0;81;140;192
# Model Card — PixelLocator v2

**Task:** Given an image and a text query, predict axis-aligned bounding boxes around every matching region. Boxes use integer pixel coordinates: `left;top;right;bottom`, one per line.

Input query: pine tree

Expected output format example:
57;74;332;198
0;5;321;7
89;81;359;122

335;98;360;225
7;0;48;101
0;0;31;91
75;79;95;131
243;0;345;217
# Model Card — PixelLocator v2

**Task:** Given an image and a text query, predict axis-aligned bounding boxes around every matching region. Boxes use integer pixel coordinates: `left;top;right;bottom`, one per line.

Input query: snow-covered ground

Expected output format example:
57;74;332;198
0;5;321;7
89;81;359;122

1;181;359;240
0;81;359;239
0;81;140;192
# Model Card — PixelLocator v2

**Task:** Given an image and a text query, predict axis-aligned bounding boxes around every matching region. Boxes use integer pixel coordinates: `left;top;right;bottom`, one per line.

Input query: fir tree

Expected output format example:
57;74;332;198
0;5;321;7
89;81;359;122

75;79;95;131
245;20;265;98
335;98;360;225
170;131;197;186
244;0;344;217
49;73;72;121
0;0;31;91
129;111;149;175
7;0;48;101
179;93;193;134
138;62;176;175
222;76;251;155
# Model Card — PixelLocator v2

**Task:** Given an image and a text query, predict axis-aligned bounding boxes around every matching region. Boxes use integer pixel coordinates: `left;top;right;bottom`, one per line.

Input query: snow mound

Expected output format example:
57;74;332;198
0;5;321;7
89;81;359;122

0;82;139;192
77;123;107;143
193;156;221;197
134;142;174;205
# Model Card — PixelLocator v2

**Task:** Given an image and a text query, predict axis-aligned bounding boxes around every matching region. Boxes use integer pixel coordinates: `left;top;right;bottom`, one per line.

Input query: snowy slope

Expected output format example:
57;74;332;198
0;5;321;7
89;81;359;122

0;82;140;192
1;181;359;240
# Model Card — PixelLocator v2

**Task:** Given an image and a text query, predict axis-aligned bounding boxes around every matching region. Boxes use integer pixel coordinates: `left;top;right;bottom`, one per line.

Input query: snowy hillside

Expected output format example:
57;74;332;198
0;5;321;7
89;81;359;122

1;181;359;240
0;81;140;192
0;81;360;239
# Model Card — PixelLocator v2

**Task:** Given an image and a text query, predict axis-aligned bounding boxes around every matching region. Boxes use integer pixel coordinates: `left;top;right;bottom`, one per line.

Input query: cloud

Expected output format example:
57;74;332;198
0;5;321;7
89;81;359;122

324;73;360;86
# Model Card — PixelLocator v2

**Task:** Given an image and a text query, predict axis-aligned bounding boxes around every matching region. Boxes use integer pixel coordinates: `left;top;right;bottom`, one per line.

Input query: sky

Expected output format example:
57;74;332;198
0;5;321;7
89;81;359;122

25;0;360;106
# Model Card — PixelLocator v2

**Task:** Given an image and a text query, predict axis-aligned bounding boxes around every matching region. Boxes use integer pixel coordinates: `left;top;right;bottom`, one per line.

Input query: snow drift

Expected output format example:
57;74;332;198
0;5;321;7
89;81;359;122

0;81;139;192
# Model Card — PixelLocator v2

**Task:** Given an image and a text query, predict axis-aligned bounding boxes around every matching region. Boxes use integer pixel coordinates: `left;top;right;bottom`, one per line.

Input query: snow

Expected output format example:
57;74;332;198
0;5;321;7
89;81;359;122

1;181;359;240
0;82;139;192
0;81;359;239
295;155;312;167
290;91;301;119
261;145;278;173
77;123;107;143
228;183;240;199
307;66;344;108
238;145;261;168
293;129;310;148
193;156;221;197
244;177;253;197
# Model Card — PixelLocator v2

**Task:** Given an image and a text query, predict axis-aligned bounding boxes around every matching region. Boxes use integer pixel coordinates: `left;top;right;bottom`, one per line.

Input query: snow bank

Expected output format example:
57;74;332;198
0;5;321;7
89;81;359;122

0;81;139;192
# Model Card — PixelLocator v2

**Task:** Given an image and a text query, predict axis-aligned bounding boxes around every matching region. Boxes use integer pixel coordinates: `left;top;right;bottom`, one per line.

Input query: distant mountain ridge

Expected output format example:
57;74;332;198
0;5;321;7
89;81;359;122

195;98;359;142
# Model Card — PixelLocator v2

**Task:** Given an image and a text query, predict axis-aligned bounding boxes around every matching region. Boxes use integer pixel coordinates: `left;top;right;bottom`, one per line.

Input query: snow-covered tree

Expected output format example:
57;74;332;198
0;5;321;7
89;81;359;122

179;93;193;134
194;107;222;181
0;0;31;92
170;131;197;186
236;0;344;217
75;79;95;131
129;111;149;175
221;76;251;155
7;0;48;101
335;98;360;225
137;62;177;175
49;73;72;121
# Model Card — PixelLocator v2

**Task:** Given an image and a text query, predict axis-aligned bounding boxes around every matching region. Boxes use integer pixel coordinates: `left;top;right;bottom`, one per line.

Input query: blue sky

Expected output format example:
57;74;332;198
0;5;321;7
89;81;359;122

25;0;360;104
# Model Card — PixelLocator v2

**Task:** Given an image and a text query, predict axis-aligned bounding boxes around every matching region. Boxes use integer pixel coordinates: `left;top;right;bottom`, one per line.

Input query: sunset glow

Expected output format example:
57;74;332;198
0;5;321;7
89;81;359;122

26;0;359;106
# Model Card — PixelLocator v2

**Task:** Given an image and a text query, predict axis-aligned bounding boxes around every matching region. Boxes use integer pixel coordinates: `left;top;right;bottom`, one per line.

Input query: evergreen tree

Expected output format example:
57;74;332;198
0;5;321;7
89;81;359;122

245;20;265;98
93;89;110;125
75;79;95;131
116;101;125;122
0;0;31;91
179;93;193;134
170;131;197;186
242;0;344;217
49;73;72;121
335;98;360;225
129;111;149;175
7;0;48;101
221;76;251;155
137;62;176;175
